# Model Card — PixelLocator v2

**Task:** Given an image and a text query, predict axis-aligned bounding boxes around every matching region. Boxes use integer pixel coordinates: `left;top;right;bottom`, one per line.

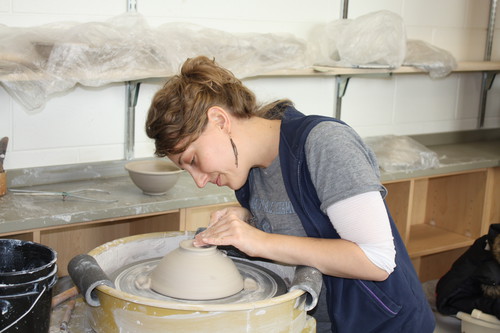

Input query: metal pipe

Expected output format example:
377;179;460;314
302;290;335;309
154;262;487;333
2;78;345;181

478;0;497;128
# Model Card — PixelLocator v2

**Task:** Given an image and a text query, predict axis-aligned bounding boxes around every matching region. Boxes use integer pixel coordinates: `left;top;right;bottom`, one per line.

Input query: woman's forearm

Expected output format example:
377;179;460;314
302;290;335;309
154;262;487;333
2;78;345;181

254;233;390;281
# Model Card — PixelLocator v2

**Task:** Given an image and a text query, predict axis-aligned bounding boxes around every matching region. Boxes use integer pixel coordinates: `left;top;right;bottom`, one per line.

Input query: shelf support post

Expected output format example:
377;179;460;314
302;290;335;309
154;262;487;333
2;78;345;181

340;0;349;19
124;0;139;160
334;0;350;119
478;0;497;128
125;81;141;160
127;0;137;12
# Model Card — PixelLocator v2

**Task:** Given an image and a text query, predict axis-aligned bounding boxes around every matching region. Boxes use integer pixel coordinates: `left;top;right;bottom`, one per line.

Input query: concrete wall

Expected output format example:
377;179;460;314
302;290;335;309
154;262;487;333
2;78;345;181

1;0;499;169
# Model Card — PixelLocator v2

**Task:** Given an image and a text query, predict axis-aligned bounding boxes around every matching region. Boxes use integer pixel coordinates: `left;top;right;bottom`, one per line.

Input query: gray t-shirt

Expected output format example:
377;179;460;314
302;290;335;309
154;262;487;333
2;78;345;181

247;121;385;331
249;121;385;235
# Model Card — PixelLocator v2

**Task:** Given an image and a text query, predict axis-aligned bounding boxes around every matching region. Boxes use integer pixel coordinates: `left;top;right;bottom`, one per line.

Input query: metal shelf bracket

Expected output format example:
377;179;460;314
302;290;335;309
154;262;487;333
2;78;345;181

125;81;141;160
335;76;350;119
478;72;497;128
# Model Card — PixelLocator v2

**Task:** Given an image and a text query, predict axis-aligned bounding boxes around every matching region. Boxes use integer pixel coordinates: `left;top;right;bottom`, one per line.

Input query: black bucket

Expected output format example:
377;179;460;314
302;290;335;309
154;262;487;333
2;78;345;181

0;239;58;333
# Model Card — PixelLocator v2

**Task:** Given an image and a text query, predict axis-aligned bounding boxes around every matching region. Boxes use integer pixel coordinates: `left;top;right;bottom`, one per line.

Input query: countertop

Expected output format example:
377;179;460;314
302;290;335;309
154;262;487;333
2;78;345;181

1;129;499;235
0;165;236;235
379;137;500;181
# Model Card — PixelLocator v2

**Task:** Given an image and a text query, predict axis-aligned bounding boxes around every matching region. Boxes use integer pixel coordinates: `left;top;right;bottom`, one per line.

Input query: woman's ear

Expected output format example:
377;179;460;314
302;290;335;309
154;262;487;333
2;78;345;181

207;106;230;131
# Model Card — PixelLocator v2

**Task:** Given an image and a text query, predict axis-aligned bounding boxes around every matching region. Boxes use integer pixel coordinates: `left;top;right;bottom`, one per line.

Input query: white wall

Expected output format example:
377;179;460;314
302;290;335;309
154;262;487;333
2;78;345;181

1;0;499;169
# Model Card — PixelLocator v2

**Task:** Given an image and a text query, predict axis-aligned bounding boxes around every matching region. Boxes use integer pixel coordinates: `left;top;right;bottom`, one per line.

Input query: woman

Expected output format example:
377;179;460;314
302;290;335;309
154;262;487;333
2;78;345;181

146;56;435;332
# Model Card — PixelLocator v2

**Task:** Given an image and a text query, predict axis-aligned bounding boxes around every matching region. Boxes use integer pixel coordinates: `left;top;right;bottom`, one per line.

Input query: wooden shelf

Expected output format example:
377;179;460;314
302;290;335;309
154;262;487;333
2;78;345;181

255;61;500;77
2;61;499;83
253;61;500;121
407;224;474;258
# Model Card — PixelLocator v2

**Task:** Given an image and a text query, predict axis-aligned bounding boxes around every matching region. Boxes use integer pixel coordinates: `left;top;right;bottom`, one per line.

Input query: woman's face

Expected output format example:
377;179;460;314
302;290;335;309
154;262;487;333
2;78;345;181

168;109;246;190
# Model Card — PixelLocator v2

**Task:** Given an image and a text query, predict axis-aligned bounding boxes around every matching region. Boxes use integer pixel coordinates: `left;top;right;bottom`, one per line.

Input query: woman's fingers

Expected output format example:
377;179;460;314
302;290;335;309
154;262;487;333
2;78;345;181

194;207;263;256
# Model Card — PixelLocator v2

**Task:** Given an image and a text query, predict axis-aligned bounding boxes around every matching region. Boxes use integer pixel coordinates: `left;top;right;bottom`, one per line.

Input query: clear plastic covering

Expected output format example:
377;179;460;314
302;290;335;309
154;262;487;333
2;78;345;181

0;11;458;110
308;10;457;76
0;13;308;110
309;10;407;69
364;135;440;173
404;39;458;78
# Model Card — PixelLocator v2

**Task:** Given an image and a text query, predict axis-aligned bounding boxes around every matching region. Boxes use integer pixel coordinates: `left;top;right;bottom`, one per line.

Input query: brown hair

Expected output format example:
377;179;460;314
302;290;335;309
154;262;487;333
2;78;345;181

146;56;291;156
146;56;250;156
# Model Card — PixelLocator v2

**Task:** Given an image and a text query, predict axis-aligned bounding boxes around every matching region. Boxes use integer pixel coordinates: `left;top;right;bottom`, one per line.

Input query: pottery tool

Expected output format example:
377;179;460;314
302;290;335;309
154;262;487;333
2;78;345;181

52;286;78;308
0;136;8;173
9;188;118;203
195;227;207;236
59;298;76;332
67;254;115;307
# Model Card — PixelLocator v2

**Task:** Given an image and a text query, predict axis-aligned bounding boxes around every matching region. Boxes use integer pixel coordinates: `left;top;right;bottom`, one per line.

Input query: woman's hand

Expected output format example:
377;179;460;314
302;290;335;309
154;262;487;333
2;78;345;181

193;206;266;257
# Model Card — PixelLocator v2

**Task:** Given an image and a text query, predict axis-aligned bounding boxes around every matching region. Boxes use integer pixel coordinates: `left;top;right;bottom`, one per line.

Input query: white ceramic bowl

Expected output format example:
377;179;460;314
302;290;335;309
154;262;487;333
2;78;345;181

125;160;183;195
150;239;244;300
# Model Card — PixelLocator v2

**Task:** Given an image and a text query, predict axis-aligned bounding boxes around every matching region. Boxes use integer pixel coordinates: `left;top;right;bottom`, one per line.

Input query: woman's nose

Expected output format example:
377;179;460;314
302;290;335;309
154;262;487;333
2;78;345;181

191;170;209;188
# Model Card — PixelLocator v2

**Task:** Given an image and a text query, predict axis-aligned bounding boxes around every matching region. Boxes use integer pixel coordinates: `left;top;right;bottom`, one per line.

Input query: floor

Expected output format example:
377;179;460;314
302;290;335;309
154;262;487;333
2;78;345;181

422;280;462;333
50;297;91;333
49;276;91;333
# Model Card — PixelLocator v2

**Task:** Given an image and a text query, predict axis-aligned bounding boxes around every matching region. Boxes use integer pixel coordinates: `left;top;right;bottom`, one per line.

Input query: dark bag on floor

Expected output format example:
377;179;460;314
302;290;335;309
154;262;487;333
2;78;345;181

436;223;500;319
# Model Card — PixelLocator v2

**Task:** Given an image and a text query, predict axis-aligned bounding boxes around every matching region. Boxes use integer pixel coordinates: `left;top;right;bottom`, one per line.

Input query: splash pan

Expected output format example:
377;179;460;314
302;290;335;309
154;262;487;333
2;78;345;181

86;232;315;333
111;258;287;304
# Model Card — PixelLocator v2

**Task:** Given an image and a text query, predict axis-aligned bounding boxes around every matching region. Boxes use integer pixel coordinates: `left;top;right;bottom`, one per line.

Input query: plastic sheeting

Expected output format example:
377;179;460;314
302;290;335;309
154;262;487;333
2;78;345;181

0;11;457;111
0;13;309;110
404;39;458;79
365;135;440;173
308;10;457;76
309;11;407;69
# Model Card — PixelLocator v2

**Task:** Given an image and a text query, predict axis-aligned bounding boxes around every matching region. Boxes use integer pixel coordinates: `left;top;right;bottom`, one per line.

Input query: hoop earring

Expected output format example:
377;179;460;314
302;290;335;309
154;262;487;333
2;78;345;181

229;136;238;168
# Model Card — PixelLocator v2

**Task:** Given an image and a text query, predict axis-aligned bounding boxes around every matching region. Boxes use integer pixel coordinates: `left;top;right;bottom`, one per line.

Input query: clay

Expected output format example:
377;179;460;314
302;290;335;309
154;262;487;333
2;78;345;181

150;239;244;300
113;257;287;304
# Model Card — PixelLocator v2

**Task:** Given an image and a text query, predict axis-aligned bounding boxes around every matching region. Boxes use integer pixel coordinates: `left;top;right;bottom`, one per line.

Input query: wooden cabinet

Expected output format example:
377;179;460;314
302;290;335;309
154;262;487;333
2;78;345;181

1;166;498;280
1;211;181;276
384;167;500;281
0;203;241;276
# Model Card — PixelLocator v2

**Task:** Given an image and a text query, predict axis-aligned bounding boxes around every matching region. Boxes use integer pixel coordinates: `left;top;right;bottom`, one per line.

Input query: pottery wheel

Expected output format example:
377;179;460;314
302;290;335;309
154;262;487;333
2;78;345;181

111;258;287;304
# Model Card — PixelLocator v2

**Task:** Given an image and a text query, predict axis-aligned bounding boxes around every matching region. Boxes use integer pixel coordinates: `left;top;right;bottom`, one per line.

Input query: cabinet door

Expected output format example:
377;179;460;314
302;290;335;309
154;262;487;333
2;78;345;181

181;202;239;231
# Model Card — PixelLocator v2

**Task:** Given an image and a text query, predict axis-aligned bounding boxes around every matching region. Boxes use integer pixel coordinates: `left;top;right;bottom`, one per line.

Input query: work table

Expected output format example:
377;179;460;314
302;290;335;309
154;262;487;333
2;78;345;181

0;129;499;281
1;130;499;236
0;168;236;235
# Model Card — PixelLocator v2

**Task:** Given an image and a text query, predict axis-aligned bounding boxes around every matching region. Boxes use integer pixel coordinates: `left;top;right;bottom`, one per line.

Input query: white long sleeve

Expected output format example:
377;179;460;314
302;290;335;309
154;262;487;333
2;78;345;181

326;191;396;274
